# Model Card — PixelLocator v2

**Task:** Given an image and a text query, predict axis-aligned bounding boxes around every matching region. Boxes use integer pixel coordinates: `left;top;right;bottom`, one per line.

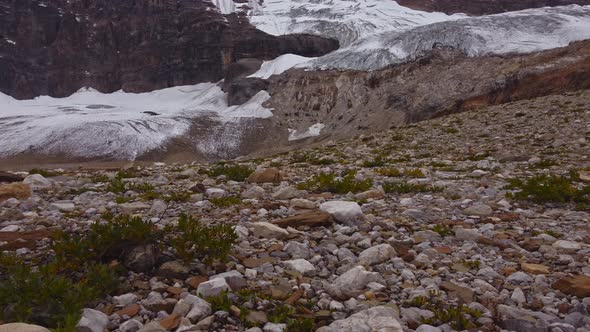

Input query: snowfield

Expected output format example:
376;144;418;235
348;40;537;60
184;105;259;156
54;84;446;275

0;84;272;159
309;5;590;70
248;0;464;46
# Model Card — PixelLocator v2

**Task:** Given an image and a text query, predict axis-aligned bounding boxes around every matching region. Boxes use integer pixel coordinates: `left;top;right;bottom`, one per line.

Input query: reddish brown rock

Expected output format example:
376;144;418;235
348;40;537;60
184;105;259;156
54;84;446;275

115;304;141;318
186;276;209;289
553;275;590;298
242;256;277;268
159;314;181;330
0;229;53;250
0;183;31;202
272;211;334;228
247;168;282;184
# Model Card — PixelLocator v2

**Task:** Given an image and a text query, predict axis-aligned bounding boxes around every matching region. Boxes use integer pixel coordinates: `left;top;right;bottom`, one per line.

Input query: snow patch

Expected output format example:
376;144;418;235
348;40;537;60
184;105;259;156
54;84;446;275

5;39;16;45
288;123;325;141
0;84;272;159
212;0;236;14
249;54;313;79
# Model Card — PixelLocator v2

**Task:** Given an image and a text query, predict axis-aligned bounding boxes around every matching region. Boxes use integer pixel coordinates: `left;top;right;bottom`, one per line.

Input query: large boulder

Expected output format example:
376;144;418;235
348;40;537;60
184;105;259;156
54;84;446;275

326;266;384;300
323;306;403;332
0;323;50;332
319;201;364;224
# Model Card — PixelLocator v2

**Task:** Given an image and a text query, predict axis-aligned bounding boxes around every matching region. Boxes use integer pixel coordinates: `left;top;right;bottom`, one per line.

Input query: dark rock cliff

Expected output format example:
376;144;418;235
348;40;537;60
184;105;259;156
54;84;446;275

0;0;338;99
396;0;590;15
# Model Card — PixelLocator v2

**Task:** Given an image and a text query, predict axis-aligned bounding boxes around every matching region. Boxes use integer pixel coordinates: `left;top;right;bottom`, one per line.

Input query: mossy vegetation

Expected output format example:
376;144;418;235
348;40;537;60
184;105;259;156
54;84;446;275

506;172;589;203
382;182;442;194
296;171;373;194
0;212;238;328
403;291;482;330
208;164;254;181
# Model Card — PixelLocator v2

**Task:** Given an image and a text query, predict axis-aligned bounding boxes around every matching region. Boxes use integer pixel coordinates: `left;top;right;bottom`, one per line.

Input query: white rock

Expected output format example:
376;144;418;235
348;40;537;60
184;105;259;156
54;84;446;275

416;325;442;332
272;186;304;200
0;225;21;232
263;323;287;332
320;201;363;223
242;186;266;199
149;199;167;215
186;297;212;323
290;198;317;209
113;293;138;306
358;244;396;266
23;174;52;189
245;268;258;279
0;323;50;332
283;259;316;276
454;228;480;241
119;319;143;332
511;287;526;304
251;222;289;239
327;266;383;299
196;278;230;298
507;271;533;284
323;306;403;332
50;200;76;212
399;198;414;206
206;188;226;198
552;240;582;253
119;201;150;214
463;203;493;216
76;308;109;332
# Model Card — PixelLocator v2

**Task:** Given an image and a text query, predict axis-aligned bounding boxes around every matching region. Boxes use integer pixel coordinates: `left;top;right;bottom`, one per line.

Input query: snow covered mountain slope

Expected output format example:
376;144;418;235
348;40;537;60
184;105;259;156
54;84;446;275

0;84;272;159
248;54;313;79
308;5;590;70
248;0;465;46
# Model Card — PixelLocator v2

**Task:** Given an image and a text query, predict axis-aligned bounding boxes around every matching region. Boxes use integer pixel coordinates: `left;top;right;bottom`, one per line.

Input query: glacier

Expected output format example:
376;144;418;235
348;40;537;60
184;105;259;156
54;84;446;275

0;84;272;160
248;0;464;46
308;5;590;70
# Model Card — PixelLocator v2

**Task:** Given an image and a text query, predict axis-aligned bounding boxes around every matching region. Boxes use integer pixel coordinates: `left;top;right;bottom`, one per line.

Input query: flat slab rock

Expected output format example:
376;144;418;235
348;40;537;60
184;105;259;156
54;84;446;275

272;211;334;228
553;275;590;298
321;306;403;332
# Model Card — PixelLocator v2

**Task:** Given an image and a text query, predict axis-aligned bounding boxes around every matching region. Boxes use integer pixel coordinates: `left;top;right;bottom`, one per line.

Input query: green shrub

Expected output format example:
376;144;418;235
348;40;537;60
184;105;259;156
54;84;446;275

210;196;242;208
29;168;59;177
290;153;335;165
378;167;402;177
403;168;426;178
0;255;118;329
297;171;373;194
106;177;126;193
432;224;454;237
404;291;482;331
90;174;110;183
209;164;254;182
52;215;161;271
383;182;442;194
167;213;238;264
362;156;389;168
506;173;589;203
205;290;233;312
463;260;481;269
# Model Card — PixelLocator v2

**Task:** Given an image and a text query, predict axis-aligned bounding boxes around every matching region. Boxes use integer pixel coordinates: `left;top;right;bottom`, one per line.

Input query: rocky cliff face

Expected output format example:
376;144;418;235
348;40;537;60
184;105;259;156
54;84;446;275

0;0;338;99
396;0;590;15
267;41;590;142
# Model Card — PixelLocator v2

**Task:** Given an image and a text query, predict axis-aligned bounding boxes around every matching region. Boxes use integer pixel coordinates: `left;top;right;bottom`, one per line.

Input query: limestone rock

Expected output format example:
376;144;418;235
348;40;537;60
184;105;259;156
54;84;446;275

323;306;403;332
